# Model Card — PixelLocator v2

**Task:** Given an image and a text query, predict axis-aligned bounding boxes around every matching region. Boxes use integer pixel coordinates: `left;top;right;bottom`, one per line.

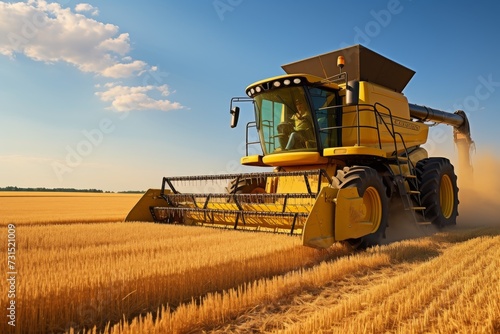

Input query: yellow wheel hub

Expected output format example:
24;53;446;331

363;186;382;232
440;174;454;219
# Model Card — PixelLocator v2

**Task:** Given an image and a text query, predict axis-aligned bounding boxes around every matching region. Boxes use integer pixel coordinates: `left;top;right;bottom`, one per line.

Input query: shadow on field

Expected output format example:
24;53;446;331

59;236;356;334
387;241;441;264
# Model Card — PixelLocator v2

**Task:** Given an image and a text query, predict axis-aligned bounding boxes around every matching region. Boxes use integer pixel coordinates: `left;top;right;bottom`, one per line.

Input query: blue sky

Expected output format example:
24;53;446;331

1;0;499;191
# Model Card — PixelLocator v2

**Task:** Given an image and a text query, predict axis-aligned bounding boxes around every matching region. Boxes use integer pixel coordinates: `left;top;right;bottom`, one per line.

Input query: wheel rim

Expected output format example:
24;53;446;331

363;186;382;231
440;174;454;219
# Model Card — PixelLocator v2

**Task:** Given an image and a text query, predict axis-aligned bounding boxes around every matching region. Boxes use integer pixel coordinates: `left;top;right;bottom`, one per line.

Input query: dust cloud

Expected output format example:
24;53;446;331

457;152;500;228
384;151;500;244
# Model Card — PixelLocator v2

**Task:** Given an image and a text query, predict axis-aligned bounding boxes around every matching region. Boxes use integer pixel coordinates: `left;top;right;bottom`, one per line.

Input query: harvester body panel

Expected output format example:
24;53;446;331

301;186;379;249
125;189;166;222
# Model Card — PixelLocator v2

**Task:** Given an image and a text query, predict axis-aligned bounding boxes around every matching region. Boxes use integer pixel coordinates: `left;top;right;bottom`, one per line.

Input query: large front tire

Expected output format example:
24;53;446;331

337;166;389;249
416;158;459;227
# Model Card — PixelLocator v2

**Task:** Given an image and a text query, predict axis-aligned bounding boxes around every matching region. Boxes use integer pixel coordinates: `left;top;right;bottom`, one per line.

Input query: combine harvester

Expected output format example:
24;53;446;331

126;45;474;249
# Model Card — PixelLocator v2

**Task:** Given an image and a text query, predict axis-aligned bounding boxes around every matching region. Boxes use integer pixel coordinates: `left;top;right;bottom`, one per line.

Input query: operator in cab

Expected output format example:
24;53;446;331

282;98;315;150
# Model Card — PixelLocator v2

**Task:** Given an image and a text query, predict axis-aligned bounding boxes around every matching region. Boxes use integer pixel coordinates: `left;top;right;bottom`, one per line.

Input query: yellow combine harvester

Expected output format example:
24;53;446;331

126;45;473;249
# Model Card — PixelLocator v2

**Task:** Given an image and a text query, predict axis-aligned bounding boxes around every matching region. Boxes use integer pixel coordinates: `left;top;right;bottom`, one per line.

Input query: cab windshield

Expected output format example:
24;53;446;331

253;86;339;155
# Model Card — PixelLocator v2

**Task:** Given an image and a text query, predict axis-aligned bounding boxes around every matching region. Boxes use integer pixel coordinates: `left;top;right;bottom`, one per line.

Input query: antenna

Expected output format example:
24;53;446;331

318;56;328;78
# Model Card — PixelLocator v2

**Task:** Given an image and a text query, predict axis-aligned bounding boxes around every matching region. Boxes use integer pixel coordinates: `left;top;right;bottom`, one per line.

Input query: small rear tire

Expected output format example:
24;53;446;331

416;158;459;227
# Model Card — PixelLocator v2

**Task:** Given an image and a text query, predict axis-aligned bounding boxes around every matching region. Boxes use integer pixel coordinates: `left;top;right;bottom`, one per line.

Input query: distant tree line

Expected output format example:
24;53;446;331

117;190;145;194
0;186;144;194
0;186;105;193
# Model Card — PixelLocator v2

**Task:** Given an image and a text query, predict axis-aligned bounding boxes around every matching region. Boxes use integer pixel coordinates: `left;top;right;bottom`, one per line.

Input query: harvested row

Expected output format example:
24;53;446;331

281;235;500;333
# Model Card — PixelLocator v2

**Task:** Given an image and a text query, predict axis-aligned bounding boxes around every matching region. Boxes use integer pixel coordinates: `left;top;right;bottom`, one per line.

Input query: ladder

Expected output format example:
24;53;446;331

373;104;431;227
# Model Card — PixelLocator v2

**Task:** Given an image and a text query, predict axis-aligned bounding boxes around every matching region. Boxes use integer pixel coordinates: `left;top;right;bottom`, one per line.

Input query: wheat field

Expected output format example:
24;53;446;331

0;187;499;334
0;192;141;225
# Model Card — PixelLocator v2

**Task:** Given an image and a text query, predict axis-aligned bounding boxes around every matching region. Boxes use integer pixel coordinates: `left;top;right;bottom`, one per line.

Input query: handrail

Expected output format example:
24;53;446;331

245;121;261;156
319;102;418;182
319;103;413;154
319;103;386;150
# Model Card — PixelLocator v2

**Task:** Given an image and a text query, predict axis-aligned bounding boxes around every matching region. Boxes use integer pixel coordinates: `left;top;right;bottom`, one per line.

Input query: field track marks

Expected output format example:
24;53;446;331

280;236;500;334
206;236;499;334
209;261;411;333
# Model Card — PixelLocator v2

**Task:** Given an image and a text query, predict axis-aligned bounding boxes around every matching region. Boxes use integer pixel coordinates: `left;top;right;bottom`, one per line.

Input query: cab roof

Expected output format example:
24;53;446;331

246;73;339;98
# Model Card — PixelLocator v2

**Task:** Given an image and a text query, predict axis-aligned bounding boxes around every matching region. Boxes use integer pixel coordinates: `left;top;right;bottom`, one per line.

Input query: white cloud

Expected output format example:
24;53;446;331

98;33;130;56
75;3;99;16
101;60;148;78
0;1;142;77
0;0;185;112
95;84;184;112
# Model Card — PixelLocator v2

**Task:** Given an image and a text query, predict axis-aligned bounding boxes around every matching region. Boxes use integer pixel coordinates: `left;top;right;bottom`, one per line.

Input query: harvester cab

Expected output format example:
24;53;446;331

126;45;473;249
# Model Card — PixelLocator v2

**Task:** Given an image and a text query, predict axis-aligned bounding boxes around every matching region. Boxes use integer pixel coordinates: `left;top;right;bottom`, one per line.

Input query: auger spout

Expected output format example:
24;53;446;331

409;103;465;127
409;103;474;175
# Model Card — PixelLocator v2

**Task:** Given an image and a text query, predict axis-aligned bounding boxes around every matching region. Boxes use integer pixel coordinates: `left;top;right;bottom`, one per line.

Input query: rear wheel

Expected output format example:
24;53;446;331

416;158;459;227
337;166;389;249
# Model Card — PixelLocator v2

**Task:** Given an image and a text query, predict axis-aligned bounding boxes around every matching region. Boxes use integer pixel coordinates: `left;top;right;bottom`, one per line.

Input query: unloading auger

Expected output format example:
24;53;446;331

126;45;473;249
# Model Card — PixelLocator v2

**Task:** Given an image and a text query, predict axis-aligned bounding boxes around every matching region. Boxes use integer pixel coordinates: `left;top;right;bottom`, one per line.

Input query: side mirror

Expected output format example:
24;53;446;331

346;80;359;106
230;106;240;128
